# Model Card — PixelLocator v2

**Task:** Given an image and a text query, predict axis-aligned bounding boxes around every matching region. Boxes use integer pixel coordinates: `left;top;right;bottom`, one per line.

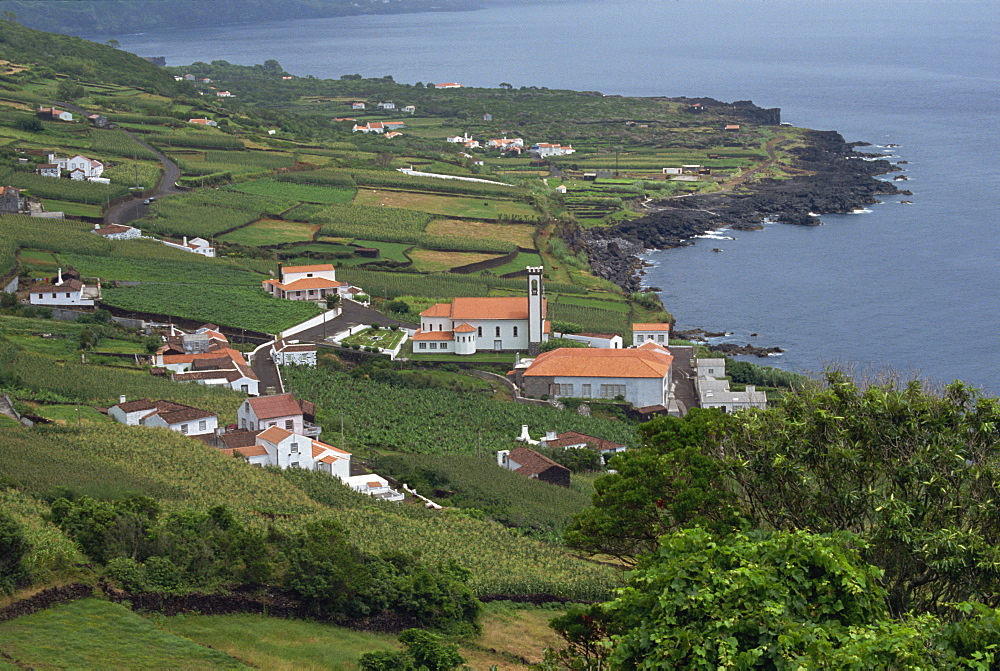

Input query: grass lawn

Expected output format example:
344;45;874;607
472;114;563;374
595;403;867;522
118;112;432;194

29;404;114;425
0;599;246;669
17;248;59;270
461;602;568;668
157;613;398;671
409;249;503;273
39;199;103;218
351;240;412;263
425;219;537;249
341;327;406;349
227;179;355;205
486;251;544;276
554;294;631;313
354;189;538;220
219;219;319;246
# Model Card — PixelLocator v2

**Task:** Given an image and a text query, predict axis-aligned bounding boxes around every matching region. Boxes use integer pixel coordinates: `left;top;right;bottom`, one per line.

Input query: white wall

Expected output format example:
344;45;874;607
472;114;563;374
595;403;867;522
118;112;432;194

550;374;668;408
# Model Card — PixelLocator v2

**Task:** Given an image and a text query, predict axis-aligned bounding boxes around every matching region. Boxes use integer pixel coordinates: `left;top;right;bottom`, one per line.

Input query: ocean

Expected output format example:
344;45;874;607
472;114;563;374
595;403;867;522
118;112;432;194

89;0;1000;394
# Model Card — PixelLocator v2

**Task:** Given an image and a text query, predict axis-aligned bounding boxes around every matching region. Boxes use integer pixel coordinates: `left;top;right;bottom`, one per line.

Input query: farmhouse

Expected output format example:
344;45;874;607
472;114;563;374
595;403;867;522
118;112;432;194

216;91;234;98
486;137;524;151
87;114;110;128
403;105;416;114
161;236;215;257
538;429;627;462
262;263;359;302
496;447;571;487
376;101;395;110
351;102;366;110
517;344;673;408
222;425;351;477
28;268;100;307
108;397;218;437
552;331;623;349
46;153;104;179
530;143;576;158
188;118;218;126
36;107;73;122
385;131;403;139
413;267;548;355
237;392;321;437
156;329;259;395
271;339;317;367
35;164;60;178
92;223;141;240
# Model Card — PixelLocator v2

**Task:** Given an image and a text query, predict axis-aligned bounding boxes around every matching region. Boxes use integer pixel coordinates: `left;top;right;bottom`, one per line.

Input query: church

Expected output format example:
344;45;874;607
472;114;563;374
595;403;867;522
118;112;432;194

413;266;550;355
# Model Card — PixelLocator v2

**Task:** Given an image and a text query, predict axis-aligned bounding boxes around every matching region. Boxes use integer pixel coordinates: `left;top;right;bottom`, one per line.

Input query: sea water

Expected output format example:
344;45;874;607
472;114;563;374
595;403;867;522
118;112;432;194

89;0;1000;393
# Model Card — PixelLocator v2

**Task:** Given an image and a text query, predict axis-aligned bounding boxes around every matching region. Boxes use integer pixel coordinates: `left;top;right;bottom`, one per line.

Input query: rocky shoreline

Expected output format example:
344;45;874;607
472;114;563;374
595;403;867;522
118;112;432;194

583;130;907;292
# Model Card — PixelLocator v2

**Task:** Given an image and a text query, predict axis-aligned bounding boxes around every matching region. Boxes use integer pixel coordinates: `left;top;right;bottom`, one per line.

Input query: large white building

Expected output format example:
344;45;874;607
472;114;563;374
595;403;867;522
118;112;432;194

28;269;100;307
518;342;674;408
530;143;576;158
262;264;358;303
413;266;549;355
47;153;104;180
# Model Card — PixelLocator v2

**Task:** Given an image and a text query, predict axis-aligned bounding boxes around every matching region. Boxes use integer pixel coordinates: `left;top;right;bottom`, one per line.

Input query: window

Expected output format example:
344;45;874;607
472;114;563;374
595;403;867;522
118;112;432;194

531;279;539;296
65;293;70;298
513;326;518;337
51;293;56;299
636;334;644;342
241;384;249;394
438;324;442;331
429;342;437;349
550;383;574;396
290;442;298;453
658;334;665;342
477;326;482;337
495;326;501;337
198;420;206;431
418;343;427;350
180;424;188;434
600;384;627;399
285;419;293;430
290;461;300;469
249;421;255;430
582;383;592;397
268;421;276;428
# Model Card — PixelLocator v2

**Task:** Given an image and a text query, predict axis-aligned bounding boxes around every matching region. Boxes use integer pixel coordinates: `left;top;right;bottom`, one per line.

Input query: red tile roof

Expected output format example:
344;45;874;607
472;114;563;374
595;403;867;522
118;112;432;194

257;426;293;443
544;431;625;452
507;447;569;478
221;445;269;458
419;297;546;321
632;323;672;331
524;347;673;379
246;393;303;420
413;330;454;341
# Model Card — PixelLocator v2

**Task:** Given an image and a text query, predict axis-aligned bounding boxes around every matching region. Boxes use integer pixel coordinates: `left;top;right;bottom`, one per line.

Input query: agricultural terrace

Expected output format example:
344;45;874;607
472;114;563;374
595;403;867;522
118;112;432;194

354;189;539;220
425;219;538;249
224;179;355;204
138;190;297;238
218;218;318;246
408;249;503;272
0;423;619;599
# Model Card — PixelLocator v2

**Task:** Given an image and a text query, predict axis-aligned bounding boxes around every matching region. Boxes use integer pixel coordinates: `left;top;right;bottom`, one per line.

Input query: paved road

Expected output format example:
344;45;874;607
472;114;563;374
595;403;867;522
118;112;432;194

251;348;283;395
48;99;185;226
293;301;413;344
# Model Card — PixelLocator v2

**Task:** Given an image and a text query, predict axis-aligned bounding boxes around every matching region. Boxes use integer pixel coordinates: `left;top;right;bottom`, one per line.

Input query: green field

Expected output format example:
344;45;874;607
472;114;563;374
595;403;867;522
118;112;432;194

38;198;103;218
225;178;356;204
219;218;318;246
487;251;544;276
354;189;538;220
340;327;406;349
0;600;247;669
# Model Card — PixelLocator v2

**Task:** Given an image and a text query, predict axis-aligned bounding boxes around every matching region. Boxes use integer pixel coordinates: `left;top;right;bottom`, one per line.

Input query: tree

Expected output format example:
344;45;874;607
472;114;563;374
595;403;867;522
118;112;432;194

325;293;340;310
601;528;944;669
564;410;741;564
499;82;513;90
105;39;121;49
359;629;465;671
56;79;85;102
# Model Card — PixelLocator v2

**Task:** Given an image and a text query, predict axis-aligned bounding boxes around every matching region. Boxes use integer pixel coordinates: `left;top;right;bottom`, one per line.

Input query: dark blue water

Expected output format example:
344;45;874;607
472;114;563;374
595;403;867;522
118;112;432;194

94;0;1000;393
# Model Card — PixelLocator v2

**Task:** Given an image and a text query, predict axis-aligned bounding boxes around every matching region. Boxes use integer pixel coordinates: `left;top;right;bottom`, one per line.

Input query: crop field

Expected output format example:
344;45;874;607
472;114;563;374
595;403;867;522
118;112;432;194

554;294;631;313
340;327;406;349
275;169;357;188
0;423;620;599
337;267;583;300
350;240;412;263
486;251;544;276
37;198;103;218
409;249;503;272
549;302;632;335
307;202;428;234
0;168;129;204
425;218;537;249
354;189;539;220
174;150;296;176
346;168;526;198
101;284;321;334
224;179;355;204
145;130;246;150
0;215;112;274
219;219;318;246
140;190;297;238
0;342;243;421
285;366;636;455
102;161;161;190
57;251;265;285
17;248;59;271
87;128;159;160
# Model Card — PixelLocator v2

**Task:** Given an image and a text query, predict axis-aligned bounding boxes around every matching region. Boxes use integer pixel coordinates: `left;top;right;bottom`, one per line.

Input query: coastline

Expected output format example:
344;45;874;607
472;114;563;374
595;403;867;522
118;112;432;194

585;130;907;294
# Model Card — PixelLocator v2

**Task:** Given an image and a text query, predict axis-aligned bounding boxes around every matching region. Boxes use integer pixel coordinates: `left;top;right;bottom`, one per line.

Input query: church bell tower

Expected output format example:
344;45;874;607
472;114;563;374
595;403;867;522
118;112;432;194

527;266;544;355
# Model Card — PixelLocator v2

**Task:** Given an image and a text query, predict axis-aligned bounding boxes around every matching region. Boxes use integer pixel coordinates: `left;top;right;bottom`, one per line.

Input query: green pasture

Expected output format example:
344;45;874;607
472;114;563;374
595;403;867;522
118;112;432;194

218;219;318;246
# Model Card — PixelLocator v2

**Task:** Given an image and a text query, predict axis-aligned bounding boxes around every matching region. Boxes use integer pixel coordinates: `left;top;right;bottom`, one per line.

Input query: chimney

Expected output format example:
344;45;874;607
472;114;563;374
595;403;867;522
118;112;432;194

746;385;755;393
497;450;509;467
518;425;531;442
94;223;100;230
183;236;188;246
545;430;558;442
56;267;63;286
119;394;127;404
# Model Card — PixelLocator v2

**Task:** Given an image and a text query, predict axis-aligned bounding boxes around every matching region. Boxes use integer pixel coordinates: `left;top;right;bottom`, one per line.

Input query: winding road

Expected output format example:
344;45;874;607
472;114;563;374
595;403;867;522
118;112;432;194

48;99;185;225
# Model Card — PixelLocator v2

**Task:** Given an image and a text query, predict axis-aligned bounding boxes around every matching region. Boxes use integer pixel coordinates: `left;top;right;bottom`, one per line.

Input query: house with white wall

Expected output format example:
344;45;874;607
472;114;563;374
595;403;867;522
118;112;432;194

161;236;215;257
271;339;317;367
92;223;141;240
552;332;623;349
632;323;671;346
237;393;321;437
413;267;548;355
48;154;103;180
695;358;768;413
35;163;60;178
262;263;359;302
28;269;100;307
108;397;218;437
157;343;259;396
486;137;524;151
517;344;673;408
530;143;576;158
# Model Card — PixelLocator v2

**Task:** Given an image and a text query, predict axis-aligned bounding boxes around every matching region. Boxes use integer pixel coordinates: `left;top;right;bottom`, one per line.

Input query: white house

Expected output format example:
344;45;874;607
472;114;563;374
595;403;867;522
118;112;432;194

413;267;548;355
518;344;673;408
447;133;473;144
351;102;366;110
48;154;104;180
376;101;395;110
188;118;218;127
35;163;60;178
530;143;576;158
662;167;683;176
161;236;215;257
108;397;218;437
157;343;259;396
37;107;73;122
343;474;405;501
28;268;100;307
555;184;567;194
217;91;234;98
221;426;351;476
695;358;768;413
92;223;141;240
486;137;524;151
271;339;317;367
632;323;671;346
262;263;358;302
385;131;403;139
552;332;623;349
402;105;416;114
238;393;321;437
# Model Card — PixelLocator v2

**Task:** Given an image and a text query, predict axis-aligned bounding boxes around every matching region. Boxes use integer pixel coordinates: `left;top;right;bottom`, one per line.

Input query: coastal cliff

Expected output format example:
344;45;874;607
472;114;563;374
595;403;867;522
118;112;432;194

585;130;905;292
